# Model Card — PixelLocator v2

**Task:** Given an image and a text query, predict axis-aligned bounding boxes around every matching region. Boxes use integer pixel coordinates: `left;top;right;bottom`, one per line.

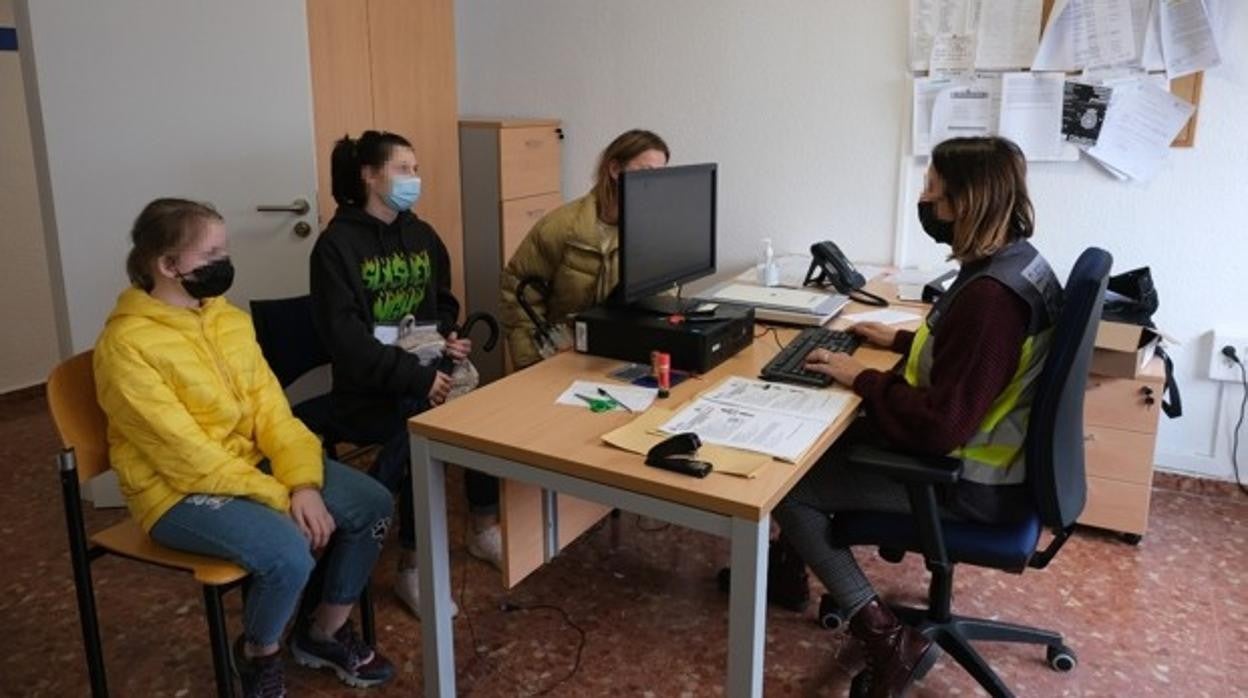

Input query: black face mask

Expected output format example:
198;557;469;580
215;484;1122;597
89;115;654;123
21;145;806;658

177;257;235;299
917;201;955;246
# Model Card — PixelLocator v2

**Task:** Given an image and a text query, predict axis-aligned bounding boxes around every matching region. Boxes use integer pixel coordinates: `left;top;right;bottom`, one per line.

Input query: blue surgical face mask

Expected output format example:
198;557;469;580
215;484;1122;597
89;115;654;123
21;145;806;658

384;175;422;212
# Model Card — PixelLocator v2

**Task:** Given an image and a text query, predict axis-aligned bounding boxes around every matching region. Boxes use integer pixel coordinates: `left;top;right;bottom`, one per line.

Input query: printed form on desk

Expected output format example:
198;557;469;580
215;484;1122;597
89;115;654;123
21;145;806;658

658;377;853;462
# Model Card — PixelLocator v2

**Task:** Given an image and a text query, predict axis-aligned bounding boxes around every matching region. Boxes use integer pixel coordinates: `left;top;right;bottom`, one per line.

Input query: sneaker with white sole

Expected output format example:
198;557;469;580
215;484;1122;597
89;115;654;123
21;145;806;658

467;525;503;570
394;567;459;619
291;620;394;688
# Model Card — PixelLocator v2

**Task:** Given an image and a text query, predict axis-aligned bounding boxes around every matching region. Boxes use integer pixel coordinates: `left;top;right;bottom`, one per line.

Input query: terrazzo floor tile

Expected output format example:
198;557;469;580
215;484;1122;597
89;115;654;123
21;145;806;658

2;390;1245;697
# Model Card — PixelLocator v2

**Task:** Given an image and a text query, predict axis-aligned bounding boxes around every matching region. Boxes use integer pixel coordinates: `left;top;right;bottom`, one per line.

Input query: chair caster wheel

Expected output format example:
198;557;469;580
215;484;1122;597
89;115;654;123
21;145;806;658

1119;532;1142;545
817;594;845;630
1047;644;1077;672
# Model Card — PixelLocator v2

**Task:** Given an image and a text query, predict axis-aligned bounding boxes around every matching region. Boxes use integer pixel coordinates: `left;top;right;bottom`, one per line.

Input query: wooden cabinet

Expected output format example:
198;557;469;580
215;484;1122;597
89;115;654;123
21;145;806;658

306;0;464;304
459;118;563;384
1078;358;1165;540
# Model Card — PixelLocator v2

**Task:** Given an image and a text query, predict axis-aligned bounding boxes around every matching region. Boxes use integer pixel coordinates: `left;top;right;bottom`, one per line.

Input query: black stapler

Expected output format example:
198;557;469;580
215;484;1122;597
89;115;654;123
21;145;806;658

645;433;713;478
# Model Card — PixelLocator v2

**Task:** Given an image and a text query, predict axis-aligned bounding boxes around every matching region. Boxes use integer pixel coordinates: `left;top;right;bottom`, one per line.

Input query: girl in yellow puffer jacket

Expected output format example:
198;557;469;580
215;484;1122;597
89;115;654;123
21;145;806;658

93;198;395;697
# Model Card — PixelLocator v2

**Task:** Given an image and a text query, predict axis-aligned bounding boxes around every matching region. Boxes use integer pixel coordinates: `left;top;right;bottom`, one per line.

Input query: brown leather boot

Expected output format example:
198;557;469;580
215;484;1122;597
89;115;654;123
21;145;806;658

848;597;934;698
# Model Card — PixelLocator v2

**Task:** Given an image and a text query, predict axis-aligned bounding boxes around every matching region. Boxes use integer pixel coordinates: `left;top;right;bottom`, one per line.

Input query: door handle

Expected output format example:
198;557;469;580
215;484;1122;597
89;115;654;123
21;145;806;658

257;198;310;215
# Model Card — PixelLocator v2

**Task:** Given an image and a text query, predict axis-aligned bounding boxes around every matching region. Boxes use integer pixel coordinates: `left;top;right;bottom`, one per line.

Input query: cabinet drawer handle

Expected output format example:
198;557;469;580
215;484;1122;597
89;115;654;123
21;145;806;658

1140;386;1155;396
525;139;544;148
1083;433;1097;442
527;208;546;218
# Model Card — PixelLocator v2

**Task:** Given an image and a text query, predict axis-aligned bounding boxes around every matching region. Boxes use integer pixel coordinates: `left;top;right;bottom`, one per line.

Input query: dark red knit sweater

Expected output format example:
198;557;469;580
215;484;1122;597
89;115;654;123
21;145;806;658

851;277;1031;455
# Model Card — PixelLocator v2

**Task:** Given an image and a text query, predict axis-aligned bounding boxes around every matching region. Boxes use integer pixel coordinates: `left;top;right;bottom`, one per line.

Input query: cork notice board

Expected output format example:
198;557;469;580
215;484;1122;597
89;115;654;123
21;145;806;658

1039;0;1203;148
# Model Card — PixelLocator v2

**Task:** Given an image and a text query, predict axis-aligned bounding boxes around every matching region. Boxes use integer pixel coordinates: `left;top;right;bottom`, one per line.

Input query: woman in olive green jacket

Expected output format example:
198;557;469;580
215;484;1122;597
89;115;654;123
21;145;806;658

500;129;669;369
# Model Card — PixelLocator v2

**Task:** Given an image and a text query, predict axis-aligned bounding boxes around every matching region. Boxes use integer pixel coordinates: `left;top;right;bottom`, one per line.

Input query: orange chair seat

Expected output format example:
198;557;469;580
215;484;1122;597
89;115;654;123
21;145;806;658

90;518;248;586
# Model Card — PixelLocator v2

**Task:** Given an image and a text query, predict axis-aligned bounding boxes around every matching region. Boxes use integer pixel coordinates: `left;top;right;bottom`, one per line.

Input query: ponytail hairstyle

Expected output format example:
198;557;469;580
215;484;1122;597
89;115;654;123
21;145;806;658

592;129;670;225
125;198;223;292
330;130;414;207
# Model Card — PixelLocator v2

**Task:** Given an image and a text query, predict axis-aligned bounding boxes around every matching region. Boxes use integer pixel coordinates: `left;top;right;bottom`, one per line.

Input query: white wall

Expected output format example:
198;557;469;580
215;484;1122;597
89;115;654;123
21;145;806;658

0;0;60;392
455;1;1248;482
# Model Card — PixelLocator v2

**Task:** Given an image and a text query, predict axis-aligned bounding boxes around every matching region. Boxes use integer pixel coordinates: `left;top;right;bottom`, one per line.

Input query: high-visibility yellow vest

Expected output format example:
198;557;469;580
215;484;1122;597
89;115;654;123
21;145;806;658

903;241;1062;486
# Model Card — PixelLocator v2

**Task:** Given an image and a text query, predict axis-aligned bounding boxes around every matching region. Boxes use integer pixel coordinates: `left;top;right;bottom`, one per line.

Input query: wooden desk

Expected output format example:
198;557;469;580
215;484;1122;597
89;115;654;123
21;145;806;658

407;288;907;697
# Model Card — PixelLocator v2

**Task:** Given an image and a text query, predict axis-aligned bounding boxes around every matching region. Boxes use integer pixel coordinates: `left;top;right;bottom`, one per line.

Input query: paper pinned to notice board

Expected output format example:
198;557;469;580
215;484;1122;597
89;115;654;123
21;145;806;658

910;0;979;71
998;71;1080;161
1084;79;1195;182
1158;0;1221;79
1034;0;1137;71
912;0;1043;72
929;74;1002;147
973;0;1044;70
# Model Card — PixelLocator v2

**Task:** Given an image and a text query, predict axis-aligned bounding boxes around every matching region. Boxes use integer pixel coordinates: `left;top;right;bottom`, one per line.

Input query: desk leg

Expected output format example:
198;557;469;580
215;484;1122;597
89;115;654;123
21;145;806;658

727;515;768;698
410;436;455;697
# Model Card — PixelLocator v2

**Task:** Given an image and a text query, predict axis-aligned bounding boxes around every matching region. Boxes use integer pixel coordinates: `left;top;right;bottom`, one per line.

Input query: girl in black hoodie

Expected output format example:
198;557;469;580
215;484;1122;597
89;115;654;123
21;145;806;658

309;131;500;617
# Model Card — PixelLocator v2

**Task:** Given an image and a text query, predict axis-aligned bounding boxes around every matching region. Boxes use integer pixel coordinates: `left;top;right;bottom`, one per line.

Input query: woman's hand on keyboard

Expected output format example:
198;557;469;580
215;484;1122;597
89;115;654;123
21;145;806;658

804;348;866;387
849;321;897;349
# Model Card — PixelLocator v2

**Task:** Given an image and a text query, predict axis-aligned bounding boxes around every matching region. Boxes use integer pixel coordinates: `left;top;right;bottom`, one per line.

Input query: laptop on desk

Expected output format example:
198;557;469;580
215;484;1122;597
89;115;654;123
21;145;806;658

695;280;849;326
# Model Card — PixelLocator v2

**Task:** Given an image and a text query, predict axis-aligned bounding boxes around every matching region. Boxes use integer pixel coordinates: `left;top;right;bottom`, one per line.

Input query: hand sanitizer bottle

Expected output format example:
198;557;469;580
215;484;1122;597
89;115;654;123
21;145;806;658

758;238;780;287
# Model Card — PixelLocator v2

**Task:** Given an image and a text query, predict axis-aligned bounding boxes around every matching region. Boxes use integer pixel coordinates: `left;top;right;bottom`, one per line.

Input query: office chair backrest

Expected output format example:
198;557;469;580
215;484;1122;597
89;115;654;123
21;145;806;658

249;295;332;388
1026;247;1112;529
47;351;112;483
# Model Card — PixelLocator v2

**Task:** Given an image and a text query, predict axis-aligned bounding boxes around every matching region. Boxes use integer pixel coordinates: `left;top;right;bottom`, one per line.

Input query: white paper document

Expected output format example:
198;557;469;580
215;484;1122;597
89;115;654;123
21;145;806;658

1072;0;1138;69
700;377;849;424
974;0;1044;70
1139;0;1166;70
910;0;979;70
913;76;958;156
660;377;852;462
999;72;1079;161
556;380;657;412
1033;0;1136;70
843;309;925;326
1033;0;1078;70
1085;80;1195;181
930;33;977;75
1158;0;1221;79
930;75;1002;147
711;284;829;312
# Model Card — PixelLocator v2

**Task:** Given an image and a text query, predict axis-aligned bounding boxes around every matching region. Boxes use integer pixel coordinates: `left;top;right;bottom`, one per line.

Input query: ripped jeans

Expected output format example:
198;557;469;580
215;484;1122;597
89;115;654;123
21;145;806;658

149;458;392;646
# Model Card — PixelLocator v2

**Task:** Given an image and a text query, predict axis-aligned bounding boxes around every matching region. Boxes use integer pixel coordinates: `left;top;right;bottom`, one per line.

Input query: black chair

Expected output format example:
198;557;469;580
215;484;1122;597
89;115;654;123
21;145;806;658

249;295;377;644
249;295;336;442
826;247;1113;697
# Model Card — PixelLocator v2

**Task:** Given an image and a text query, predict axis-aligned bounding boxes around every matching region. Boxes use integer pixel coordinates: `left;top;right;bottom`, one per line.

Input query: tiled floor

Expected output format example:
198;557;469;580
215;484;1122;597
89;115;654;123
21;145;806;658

2;387;1245;697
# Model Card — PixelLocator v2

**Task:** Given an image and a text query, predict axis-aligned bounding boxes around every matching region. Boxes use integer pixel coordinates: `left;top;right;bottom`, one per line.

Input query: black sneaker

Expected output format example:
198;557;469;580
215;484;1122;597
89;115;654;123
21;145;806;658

291;620;395;688
232;637;287;698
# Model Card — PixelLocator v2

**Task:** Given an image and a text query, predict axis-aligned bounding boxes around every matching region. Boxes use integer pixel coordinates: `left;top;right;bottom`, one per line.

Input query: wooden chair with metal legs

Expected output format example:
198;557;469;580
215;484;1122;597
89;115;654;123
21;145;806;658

48;350;375;698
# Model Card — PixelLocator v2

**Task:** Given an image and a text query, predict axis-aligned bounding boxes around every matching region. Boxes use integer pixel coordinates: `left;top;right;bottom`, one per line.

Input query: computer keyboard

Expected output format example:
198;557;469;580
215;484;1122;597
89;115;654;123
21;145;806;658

759;327;862;387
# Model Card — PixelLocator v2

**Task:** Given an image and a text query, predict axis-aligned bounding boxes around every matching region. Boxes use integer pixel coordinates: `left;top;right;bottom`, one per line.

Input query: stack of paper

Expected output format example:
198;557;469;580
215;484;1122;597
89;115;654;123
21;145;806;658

657;377;853;463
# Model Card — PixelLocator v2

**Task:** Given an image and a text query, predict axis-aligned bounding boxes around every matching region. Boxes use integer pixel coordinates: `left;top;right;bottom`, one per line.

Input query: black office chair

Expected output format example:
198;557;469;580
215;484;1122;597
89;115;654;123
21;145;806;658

249;295;337;440
826;247;1112;697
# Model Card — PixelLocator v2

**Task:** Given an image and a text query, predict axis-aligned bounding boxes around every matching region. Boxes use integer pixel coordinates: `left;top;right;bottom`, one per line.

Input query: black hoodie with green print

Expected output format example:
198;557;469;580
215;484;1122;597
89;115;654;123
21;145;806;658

310;206;460;439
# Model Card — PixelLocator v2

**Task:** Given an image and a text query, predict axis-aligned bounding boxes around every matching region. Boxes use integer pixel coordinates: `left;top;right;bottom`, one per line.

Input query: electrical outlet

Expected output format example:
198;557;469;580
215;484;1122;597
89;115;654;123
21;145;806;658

1207;331;1248;382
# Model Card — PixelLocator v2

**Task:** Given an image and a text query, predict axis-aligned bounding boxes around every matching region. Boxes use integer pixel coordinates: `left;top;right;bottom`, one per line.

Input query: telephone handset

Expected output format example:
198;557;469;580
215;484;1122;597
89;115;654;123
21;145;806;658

803;241;888;307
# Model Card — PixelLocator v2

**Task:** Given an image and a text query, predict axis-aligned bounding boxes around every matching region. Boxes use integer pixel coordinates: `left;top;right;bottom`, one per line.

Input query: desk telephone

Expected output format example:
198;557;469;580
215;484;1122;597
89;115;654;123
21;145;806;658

803;241;888;307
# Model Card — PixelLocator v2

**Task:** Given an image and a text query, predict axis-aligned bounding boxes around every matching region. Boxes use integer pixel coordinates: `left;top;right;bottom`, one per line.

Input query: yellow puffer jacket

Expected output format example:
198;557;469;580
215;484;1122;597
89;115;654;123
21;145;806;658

500;193;618;369
94;287;323;532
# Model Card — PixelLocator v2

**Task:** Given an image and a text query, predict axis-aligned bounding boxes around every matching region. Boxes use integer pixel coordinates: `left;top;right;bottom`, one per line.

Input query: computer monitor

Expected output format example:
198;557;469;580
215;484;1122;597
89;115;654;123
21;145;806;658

615;163;717;313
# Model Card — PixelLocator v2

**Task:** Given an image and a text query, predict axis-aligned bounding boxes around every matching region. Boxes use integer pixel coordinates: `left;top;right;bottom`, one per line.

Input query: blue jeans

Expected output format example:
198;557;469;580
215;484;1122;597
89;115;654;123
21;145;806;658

150;458;393;647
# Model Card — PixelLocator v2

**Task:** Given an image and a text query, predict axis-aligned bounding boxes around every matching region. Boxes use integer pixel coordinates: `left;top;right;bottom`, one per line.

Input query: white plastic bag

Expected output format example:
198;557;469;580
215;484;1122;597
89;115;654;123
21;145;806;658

394;315;479;402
